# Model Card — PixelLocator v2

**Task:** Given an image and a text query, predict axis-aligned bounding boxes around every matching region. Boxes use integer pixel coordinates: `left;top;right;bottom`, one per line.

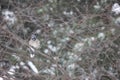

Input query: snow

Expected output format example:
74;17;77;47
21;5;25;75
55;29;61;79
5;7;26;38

98;32;105;40
47;40;52;44
111;3;120;15
40;67;55;75
44;49;49;53
73;42;84;51
69;11;73;15
29;47;35;52
63;11;73;16
61;37;70;42
20;61;29;70
48;20;54;27
8;66;16;75
94;2;101;9
30;53;35;58
67;52;79;61
27;61;39;74
20;61;25;66
69;29;74;34
90;37;95;41
0;77;3;80
101;27;105;30
67;63;79;77
2;10;17;26
35;29;41;34
67;63;76;70
12;54;20;61
48;44;57;52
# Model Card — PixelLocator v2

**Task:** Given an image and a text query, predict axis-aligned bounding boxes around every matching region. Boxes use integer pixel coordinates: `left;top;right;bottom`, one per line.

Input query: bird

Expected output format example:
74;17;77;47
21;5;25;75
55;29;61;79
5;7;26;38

28;31;41;58
28;34;40;49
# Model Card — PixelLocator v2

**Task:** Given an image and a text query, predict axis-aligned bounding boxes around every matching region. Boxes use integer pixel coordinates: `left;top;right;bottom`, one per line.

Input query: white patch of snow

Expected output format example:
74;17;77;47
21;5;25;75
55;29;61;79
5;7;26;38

63;11;67;15
23;66;29;70
111;3;120;15
12;54;20;61
0;77;3;80
69;11;73;15
2;10;17;26
67;63;79;77
63;11;73;16
15;65;20;69
40;67;55;75
44;49;49;53
73;42;84;51
51;64;57;67
30;53;35;58
20;61;25;66
35;29;41;34
98;32;105;40
20;62;29;70
67;63;76;70
29;47;35;52
85;77;89;80
48;20;54;27
69;29;74;34
47;40;52;44
68;52;79;60
78;57;82;61
61;37;70;42
101;27;105;30
27;61;39;74
90;37;96;41
48;45;58;52
94;2;101;9
82;37;96;46
50;7;53;11
8;66;16;75
53;57;59;60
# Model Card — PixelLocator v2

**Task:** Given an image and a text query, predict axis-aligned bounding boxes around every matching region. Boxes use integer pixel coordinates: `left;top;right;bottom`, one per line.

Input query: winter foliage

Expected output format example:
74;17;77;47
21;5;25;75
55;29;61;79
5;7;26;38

0;0;120;80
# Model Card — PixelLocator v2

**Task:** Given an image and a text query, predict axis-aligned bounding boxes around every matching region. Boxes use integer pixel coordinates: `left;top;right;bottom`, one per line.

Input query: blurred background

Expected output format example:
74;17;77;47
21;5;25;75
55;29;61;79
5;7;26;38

0;0;120;80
